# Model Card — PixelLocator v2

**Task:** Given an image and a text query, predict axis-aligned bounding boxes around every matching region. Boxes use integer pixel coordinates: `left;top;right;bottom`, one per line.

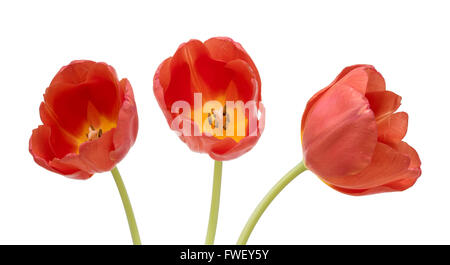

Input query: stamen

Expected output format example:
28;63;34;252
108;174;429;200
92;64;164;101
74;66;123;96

86;125;103;141
207;107;231;131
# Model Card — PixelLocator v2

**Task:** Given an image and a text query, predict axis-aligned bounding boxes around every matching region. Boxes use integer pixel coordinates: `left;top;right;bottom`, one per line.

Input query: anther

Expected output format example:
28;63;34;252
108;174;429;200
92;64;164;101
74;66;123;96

86;125;103;141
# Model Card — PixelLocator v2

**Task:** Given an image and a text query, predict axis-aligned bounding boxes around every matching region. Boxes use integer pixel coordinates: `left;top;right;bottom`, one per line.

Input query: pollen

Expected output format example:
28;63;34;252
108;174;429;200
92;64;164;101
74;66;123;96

86;125;103;141
207;107;231;130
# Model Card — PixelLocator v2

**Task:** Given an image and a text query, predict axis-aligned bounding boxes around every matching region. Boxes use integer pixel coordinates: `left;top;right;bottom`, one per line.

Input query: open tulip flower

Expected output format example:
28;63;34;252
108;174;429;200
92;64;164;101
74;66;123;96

237;64;421;244
154;37;264;244
29;60;141;244
154;37;264;160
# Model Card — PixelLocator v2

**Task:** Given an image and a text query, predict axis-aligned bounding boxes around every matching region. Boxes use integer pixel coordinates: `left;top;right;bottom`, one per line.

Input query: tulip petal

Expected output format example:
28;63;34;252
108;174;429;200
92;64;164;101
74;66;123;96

301;65;384;135
84;62;122;121
39;103;78;158
29;125;56;169
366;91;402;121
209;134;260;161
394;141;421;169
165;40;230;106
44;61;95;137
334;65;386;95
323;182;414;196
30;125;91;179
224;59;259;102
204;37;261;101
176;117;220;154
302;83;378;178
156;57;172;94
57;129;116;173
78;129;116;172
43;82;89;137
50;60;96;86
110;79;139;161
334;68;369;94
377;112;408;145
324;160;420;196
366;69;386;93
44;61;121;137
321;142;411;190
154;57;176;126
49;159;92;180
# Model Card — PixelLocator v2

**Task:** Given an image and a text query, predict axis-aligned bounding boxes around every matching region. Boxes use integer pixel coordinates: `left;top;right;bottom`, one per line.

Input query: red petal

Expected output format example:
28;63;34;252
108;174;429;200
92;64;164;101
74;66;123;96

84;62;122;121
110;79;139;161
333;65;385;94
209;135;260;161
366;91;402;121
204;37;261;101
57;129;116;173
154;57;176;126
377;112;408;145
54;79;138;174
366;69;386;93
50;60;96;86
301;65;383;136
79;128;116;172
394;141;421;169
30;125;91;179
165;40;230;106
321;142;411;190
43;82;89;137
29;125;56;169
324;164;420;196
39;102;78;158
322;182;414;196
333;68;369;94
302;83;378;178
156;57;172;94
224;59;259;102
43;61;121;137
49;159;92;180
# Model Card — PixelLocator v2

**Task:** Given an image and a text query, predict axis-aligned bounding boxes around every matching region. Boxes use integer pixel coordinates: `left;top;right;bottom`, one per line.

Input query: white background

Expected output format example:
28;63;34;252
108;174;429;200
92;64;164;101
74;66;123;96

0;0;449;244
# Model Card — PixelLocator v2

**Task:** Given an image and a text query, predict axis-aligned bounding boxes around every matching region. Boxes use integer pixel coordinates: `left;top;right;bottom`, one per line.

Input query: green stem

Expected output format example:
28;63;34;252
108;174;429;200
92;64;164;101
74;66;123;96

111;166;141;245
237;161;308;245
205;160;223;245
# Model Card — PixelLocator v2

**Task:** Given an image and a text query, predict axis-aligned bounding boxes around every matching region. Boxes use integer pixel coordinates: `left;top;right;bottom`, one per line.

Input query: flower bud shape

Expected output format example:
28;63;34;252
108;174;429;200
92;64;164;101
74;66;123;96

301;65;421;195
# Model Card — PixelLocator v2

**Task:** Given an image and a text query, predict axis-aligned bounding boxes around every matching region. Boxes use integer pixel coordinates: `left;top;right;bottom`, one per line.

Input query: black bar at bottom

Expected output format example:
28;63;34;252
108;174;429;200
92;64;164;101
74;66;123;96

0;245;447;264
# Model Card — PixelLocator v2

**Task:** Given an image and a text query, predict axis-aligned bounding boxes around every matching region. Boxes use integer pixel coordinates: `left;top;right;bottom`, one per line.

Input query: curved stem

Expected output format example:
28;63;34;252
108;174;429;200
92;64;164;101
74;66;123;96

237;161;308;245
205;160;223;245
111;166;141;245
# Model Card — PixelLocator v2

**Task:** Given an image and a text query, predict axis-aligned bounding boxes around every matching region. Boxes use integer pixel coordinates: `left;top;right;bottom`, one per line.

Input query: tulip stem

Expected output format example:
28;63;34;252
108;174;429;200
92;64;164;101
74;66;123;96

237;160;308;245
205;160;223;245
111;166;141;245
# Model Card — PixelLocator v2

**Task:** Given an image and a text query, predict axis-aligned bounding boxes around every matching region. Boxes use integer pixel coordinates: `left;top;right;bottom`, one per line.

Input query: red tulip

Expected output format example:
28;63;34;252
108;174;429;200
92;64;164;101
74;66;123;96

29;60;139;179
301;65;421;195
154;37;264;161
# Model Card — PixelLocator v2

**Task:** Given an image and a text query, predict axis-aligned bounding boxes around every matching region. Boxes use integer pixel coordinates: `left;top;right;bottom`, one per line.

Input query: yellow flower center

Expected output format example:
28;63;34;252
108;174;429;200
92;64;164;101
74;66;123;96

192;103;248;143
